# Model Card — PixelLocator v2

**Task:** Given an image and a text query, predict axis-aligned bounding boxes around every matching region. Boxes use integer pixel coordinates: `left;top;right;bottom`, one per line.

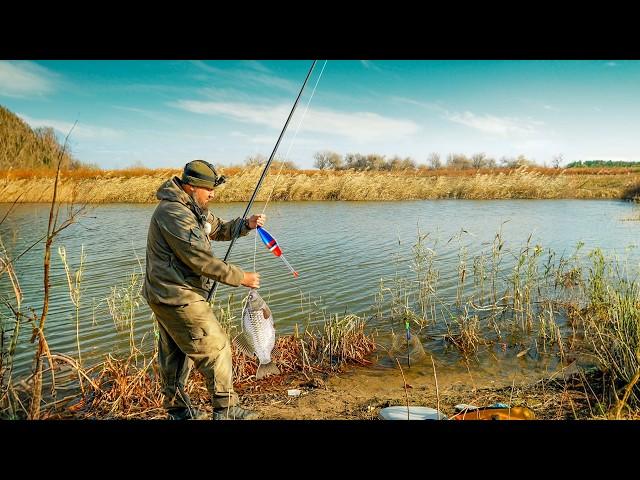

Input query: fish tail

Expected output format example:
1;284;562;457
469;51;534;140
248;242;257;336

256;362;281;380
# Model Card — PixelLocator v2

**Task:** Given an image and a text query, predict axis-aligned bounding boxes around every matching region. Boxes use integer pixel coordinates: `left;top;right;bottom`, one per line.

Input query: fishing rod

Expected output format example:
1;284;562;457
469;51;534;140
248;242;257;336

206;60;318;302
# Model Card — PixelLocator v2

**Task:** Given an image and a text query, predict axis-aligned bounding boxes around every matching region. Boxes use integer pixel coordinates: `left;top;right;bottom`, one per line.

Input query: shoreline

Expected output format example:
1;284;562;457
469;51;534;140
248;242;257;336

0;168;638;203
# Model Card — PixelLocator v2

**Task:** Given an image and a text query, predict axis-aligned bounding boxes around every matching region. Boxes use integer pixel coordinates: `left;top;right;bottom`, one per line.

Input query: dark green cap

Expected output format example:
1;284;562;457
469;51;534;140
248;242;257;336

181;160;225;189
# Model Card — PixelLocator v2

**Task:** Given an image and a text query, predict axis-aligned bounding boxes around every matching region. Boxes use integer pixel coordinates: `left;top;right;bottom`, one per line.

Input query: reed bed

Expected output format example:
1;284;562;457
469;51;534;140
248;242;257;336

2;223;640;419
5;319;375;420
1;166;639;203
370;229;640;418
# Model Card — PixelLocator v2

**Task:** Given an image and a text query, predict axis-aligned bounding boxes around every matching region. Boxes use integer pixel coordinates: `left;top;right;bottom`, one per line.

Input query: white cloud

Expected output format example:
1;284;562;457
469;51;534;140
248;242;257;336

394;96;544;137
360;60;382;72
446;111;542;136
0;61;57;98
18;113;123;140
191;61;298;93
111;105;176;124
239;60;271;73
173;100;419;142
392;96;445;112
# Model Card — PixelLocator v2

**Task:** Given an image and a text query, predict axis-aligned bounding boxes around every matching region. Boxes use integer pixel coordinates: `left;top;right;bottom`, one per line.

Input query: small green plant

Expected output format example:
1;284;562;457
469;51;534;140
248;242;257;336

106;268;144;358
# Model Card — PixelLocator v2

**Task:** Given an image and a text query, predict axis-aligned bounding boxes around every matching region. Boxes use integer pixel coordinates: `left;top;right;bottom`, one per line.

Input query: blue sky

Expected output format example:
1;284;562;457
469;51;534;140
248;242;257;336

0;59;637;169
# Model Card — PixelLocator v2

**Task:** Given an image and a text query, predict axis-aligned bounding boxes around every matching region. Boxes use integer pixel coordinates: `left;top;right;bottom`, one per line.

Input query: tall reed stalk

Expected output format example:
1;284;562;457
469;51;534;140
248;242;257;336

58;245;86;392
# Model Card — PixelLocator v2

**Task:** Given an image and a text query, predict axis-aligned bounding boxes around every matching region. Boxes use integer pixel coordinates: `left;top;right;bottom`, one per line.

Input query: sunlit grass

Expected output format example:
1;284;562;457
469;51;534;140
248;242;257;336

0;166;638;202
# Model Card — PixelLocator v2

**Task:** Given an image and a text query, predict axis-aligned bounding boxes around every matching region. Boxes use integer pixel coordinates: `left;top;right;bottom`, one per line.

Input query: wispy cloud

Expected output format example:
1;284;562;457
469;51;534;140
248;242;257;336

446;111;542;136
173;100;419;142
360;60;383;72
191;61;298;93
111;105;176;124
18;113;124;140
230;131;317;147
605;61;618;67
394;96;542;137
393;96;447;112
0;61;57;98
239;60;271;73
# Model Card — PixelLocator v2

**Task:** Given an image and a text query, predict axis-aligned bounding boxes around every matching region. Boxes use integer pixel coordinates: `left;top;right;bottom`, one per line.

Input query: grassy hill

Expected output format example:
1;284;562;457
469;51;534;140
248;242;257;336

0;104;82;170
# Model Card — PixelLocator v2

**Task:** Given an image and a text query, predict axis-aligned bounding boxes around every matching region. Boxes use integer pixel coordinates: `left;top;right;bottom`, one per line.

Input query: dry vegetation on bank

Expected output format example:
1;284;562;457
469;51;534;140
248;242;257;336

1;166;639;203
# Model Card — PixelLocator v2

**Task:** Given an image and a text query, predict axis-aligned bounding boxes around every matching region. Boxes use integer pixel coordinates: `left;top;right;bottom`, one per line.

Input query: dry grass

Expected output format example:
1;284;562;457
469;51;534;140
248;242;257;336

6;317;376;420
0;166;639;203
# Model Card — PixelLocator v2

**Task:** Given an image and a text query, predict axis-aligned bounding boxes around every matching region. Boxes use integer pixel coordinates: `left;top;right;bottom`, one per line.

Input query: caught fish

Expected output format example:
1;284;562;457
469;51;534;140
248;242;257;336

234;289;281;379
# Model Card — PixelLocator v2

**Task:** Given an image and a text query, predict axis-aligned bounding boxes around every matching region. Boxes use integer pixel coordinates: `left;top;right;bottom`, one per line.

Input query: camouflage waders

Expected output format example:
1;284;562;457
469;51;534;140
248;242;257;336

150;300;239;410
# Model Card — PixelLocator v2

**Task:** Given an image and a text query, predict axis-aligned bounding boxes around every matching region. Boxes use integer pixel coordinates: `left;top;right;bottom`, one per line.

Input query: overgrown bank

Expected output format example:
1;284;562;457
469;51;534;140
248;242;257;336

1;166;639;203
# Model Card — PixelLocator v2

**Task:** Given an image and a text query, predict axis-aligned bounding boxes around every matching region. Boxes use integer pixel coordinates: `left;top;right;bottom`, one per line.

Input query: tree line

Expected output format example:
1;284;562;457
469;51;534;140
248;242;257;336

566;160;640;168
312;150;545;171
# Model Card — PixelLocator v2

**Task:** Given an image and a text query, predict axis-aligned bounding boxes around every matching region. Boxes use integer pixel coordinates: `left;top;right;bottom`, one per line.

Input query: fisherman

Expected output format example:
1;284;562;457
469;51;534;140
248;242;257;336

143;159;265;420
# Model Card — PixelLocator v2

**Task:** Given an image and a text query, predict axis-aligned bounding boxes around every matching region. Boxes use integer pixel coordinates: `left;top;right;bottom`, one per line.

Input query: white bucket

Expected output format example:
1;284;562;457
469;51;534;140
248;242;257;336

378;405;448;420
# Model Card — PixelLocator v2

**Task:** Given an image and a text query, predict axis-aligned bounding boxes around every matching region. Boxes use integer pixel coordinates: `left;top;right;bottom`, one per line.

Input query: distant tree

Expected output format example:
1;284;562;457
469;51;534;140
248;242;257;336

365;153;386;171
326;152;344;170
386;156;416;171
500;154;537;168
344;153;368;170
471;152;487;169
566;159;640;168
552;154;564;169
447;153;472;169
314;150;342;170
514;154;537;167
245;154;266;166
244;154;297;170
427;152;442;170
271;160;298;170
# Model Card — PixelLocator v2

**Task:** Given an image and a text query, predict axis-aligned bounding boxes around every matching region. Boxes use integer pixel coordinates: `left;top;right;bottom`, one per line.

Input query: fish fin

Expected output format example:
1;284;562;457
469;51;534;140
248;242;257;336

233;334;255;359
256;362;280;380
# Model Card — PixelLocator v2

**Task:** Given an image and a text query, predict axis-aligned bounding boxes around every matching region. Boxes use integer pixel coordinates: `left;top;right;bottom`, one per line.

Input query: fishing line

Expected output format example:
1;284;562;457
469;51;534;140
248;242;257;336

251;60;327;272
249;60;326;275
260;60;327;215
206;60;318;303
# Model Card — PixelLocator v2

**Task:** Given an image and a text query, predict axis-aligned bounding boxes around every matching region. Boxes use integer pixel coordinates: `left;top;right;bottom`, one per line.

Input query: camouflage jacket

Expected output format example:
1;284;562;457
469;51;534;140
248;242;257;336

143;176;251;306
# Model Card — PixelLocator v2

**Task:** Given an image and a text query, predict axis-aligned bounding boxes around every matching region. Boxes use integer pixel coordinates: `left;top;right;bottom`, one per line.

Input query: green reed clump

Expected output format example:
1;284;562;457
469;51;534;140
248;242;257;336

58;244;86;393
105;267;145;358
321;313;376;367
456;245;468;308
444;308;485;356
508;238;544;331
370;226;639;366
411;230;439;323
581;249;640;412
